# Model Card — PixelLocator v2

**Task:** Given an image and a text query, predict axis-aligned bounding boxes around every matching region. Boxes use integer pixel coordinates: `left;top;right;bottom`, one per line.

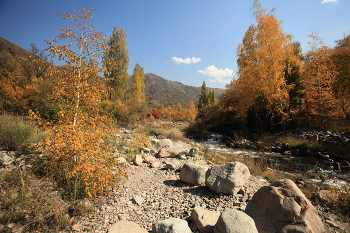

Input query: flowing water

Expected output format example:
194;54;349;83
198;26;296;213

198;134;349;189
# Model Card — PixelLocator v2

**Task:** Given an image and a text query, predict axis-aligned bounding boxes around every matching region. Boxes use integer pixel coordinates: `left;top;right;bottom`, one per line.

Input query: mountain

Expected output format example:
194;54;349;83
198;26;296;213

0;37;225;108
144;73;225;107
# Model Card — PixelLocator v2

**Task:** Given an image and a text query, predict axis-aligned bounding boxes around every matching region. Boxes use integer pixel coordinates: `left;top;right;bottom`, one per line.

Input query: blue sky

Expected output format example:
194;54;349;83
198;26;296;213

0;0;349;88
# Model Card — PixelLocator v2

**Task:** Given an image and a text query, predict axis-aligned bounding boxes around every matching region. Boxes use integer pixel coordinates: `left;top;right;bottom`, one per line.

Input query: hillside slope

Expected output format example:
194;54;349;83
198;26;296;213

144;73;225;107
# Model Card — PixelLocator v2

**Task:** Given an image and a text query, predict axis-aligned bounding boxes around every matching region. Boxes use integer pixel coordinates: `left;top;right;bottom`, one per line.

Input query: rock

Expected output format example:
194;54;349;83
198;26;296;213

0;151;14;167
143;155;156;164
116;156;127;165
152;218;192;233
140;147;151;154
132;196;145;205
205;162;250;194
165;162;176;170
72;224;83;231
214;208;258;233
151;161;162;168
191;206;220;233
108;220;148;233
245;179;324;233
133;154;143;166
154;139;174;150
180;162;208;186
150;149;158;156
187;147;199;157
158;147;177;158
313;189;339;203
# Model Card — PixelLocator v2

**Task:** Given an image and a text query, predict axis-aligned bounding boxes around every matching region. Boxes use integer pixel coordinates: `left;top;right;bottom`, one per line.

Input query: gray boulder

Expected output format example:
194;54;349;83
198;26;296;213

154;139;173;150
187;147;199;157
245;179;324;233
214;208;258;233
205;162;250;194
180;163;208;186
108;220;148;233
152;218;192;233
191;206;220;233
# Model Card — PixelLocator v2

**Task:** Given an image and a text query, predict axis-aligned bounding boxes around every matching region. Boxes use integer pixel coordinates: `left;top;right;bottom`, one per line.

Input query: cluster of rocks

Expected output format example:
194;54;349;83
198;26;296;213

104;138;325;233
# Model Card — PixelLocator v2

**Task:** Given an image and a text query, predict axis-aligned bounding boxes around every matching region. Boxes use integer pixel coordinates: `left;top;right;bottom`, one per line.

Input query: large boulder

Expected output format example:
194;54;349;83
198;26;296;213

180;163;208;186
245;179;324;233
214;209;258;233
205;162;250;194
152;218;192;233
108;220;148;233
191;206;220;233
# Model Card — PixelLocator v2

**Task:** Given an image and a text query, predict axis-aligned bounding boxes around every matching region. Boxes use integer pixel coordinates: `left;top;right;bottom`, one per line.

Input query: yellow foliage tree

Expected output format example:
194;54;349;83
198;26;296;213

39;8;121;198
236;0;298;129
332;34;350;122
303;33;339;128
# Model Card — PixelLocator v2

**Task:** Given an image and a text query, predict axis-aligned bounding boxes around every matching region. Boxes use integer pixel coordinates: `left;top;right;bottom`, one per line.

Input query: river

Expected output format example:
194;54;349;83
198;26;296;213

197;133;349;190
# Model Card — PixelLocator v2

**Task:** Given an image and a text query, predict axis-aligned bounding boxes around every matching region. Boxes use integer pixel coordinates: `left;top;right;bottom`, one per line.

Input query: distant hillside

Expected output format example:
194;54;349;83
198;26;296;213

0;37;225;108
144;73;225;107
0;37;32;63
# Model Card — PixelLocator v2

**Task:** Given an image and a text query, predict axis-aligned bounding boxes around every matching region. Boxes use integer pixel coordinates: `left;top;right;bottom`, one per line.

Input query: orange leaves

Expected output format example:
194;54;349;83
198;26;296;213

34;7;122;199
235;0;297;128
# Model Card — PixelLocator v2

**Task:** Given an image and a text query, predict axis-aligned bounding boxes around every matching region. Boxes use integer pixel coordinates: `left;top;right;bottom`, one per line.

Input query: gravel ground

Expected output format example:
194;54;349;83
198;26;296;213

71;157;270;233
70;146;350;233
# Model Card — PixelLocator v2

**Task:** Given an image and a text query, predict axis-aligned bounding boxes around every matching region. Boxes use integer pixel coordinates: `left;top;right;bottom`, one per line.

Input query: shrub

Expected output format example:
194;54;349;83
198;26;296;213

184;121;208;139
151;127;183;141
0;114;37;150
38;123;123;199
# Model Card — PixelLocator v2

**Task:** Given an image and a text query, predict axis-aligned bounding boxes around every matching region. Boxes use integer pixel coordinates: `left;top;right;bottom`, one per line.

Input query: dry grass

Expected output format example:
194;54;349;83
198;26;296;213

0;166;72;232
150;127;183;141
0;114;38;150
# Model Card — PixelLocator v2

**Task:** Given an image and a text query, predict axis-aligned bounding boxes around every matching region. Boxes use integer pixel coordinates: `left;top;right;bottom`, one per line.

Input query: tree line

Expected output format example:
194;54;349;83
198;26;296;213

198;0;350;133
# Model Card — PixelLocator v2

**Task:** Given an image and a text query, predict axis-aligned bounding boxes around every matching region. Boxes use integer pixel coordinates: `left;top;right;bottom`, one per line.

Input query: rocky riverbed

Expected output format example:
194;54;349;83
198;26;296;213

1;128;349;233
67;136;350;233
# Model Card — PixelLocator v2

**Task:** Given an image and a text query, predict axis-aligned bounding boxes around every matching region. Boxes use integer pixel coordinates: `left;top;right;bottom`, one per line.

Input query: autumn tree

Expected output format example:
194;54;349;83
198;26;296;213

103;27;129;102
184;100;197;122
303;33;339;128
0;43;50;114
332;34;350;122
130;63;146;111
22;43;52;80
236;0;297;130
40;8;121;198
0;54;26;113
